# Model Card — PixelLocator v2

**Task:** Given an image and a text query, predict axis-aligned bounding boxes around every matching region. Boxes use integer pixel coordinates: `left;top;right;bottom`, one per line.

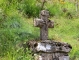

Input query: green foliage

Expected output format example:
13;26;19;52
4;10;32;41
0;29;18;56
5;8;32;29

18;0;41;17
0;13;36;56
45;1;78;18
0;0;79;60
0;0;77;17
49;17;79;60
1;48;33;60
0;0;41;17
46;3;62;16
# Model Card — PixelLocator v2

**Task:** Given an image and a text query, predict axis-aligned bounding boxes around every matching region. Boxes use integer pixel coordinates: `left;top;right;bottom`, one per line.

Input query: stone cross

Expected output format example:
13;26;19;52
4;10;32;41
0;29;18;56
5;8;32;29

34;10;54;40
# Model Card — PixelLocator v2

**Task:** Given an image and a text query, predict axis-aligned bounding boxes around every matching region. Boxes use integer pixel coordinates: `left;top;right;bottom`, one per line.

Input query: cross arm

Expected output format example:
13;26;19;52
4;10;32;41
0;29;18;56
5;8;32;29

48;20;54;28
34;18;44;27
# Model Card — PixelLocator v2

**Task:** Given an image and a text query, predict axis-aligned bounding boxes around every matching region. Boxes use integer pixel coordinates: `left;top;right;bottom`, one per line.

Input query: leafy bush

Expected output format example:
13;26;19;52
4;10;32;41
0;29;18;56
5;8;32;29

0;14;36;56
18;0;41;17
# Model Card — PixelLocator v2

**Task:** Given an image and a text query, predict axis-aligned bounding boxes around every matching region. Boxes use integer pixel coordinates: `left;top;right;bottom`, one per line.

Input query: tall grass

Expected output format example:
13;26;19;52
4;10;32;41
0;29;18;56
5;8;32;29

49;17;79;60
0;0;79;60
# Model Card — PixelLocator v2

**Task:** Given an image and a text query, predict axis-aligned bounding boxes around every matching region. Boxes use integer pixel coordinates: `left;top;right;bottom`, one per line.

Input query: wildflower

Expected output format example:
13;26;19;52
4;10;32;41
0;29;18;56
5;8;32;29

60;0;65;4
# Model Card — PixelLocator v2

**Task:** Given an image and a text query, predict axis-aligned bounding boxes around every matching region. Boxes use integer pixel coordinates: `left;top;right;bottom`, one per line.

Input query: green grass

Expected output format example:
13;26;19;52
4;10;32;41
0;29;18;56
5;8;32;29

1;16;79;60
49;17;79;60
0;0;79;60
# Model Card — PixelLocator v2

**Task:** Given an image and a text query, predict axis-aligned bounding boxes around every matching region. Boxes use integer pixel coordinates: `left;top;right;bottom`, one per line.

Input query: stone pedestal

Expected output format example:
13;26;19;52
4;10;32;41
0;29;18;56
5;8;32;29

27;40;72;60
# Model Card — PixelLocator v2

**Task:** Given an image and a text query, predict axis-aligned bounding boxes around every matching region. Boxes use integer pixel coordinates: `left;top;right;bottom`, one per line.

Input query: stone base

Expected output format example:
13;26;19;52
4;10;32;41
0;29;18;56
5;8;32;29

27;40;72;60
34;53;69;60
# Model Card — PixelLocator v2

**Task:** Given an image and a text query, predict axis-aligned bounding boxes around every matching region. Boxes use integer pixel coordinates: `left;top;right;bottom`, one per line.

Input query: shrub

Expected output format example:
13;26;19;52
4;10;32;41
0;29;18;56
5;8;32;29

18;0;41;17
0;14;36;56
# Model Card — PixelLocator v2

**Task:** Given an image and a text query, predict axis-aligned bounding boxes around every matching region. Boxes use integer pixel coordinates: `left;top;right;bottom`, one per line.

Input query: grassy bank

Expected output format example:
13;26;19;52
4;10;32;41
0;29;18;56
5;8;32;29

0;0;79;60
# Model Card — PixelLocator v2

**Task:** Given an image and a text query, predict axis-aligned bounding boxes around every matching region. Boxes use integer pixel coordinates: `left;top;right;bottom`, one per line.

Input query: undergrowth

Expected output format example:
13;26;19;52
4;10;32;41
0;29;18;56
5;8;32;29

0;0;79;60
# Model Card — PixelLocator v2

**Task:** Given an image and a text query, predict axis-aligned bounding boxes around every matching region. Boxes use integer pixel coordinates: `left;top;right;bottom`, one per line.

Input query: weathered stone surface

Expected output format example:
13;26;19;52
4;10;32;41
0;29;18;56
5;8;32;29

34;18;54;28
34;10;54;40
34;53;69;60
59;56;69;60
27;40;72;60
27;40;72;53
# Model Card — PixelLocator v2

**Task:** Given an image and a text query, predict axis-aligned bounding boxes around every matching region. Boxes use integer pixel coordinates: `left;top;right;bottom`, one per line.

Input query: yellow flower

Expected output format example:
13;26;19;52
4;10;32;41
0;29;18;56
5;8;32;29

60;0;65;4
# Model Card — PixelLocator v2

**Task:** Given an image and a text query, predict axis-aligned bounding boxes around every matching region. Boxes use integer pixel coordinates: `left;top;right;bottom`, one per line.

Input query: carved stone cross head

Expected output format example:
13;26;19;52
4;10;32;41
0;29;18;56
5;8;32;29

34;10;54;40
40;10;49;18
